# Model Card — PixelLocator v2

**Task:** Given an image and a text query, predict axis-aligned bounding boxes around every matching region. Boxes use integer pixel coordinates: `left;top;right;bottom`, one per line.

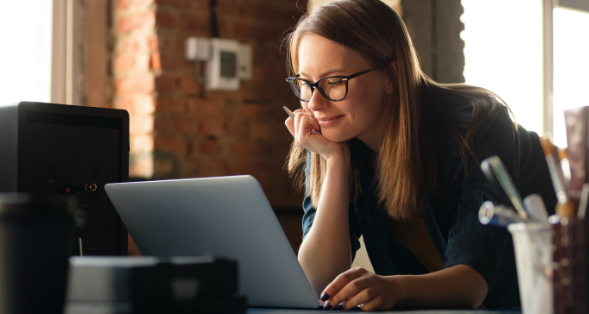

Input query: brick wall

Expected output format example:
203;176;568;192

111;0;306;254
151;0;304;210
112;0;159;181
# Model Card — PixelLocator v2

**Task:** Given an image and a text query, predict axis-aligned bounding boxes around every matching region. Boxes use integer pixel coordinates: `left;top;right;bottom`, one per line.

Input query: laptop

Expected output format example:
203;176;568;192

104;175;320;309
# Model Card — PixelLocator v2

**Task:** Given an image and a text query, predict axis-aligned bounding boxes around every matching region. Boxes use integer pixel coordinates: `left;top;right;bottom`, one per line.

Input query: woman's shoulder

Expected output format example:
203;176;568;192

422;83;510;132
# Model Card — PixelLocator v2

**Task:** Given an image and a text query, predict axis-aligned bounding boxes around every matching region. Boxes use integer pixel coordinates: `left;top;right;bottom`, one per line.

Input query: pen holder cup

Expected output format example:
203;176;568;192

508;223;553;314
551;216;589;314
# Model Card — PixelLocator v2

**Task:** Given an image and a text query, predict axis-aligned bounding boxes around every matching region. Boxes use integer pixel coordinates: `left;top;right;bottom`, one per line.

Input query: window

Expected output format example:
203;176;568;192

462;1;589;148
0;1;53;106
461;0;543;137
0;0;77;107
553;7;589;147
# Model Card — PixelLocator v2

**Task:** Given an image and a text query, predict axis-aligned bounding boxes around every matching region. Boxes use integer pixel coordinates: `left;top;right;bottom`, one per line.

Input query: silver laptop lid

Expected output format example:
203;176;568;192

104;175;319;309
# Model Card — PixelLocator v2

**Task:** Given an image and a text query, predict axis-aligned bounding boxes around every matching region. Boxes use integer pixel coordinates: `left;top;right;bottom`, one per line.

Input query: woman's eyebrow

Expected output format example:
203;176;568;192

299;69;348;79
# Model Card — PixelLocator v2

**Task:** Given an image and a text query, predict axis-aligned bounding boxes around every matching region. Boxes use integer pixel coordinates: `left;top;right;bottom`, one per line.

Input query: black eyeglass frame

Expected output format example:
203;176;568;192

286;67;377;102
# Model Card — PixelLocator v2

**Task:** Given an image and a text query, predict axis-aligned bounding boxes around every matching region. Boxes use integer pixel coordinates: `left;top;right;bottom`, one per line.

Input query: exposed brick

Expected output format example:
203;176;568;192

150;52;161;71
157;96;184;113
116;0;131;11
114;53;150;73
154;75;177;92
191;0;209;11
198;139;223;155
226;121;248;137
156;31;177;55
226;159;253;175
186;98;223;116
241;3;292;23
117;11;155;33
229;141;258;155
160;53;185;72
201;119;224;136
147;33;159;50
156;10;178;29
154;135;187;154
115;0;308;212
154;115;178;134
130;134;154;152
135;0;155;8
197;158;225;177
154;0;193;7
178;117;199;135
116;75;154;95
130;114;154;134
114;95;155;114
217;1;239;17
240;104;270;119
179;74;201;94
129;153;153;179
117;36;149;55
180;13;210;33
250;122;273;139
233;21;277;41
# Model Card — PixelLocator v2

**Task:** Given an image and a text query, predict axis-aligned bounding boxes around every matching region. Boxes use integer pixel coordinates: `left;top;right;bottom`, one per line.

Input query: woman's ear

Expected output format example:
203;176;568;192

385;61;398;94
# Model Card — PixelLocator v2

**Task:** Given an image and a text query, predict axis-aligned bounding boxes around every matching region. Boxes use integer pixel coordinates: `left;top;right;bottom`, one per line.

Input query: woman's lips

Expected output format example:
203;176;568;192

316;115;343;127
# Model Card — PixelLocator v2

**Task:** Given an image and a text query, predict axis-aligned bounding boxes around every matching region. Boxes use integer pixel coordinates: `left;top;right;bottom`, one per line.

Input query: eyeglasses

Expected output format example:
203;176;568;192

286;68;376;102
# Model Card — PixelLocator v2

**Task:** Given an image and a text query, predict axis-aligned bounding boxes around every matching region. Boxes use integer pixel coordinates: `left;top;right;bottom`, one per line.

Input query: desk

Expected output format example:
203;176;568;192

247;308;521;314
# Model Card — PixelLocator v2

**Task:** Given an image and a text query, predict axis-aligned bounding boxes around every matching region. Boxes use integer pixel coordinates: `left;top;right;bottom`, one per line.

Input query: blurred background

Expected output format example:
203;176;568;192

0;0;587;266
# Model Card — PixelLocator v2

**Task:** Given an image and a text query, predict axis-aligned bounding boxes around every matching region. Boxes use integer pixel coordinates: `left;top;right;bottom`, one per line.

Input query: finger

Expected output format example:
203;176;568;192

296;115;316;142
329;274;375;308
292;108;309;129
284;117;295;136
321;268;368;303
357;294;386;312
307;115;321;134
342;287;379;310
294;109;321;134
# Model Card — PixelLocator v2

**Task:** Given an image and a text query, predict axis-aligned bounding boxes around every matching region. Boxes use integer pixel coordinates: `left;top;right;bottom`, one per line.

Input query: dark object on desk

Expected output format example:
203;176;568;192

0;194;76;314
65;256;246;314
0;101;129;255
551;216;589;314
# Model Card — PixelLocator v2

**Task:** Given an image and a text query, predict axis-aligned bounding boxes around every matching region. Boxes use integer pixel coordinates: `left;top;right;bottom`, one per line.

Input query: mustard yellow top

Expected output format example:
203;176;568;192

388;216;445;273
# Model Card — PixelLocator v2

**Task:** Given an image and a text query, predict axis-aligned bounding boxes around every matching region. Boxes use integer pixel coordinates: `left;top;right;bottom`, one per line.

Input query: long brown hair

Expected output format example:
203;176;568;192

286;0;510;219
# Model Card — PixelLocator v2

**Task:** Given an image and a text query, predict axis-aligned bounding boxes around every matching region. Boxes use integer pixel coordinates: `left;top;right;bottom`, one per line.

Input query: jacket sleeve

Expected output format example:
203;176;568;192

445;104;554;291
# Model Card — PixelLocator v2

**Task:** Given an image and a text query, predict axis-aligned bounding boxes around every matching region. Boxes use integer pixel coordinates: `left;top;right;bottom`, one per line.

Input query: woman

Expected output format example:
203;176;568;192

283;0;556;311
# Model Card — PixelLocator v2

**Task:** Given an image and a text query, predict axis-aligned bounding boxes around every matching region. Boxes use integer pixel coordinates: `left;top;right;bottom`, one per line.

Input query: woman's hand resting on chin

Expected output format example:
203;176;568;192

320;267;401;311
284;108;349;162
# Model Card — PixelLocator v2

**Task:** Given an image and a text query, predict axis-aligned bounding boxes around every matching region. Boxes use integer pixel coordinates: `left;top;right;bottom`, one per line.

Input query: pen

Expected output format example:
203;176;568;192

481;156;528;220
283;106;321;135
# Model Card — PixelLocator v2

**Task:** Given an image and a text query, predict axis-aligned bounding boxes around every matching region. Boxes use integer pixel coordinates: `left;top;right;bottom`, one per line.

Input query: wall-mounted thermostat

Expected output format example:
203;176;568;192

185;37;252;91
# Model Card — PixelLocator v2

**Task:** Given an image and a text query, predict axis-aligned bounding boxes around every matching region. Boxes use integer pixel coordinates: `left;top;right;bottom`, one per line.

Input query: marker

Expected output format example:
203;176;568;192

523;194;549;223
479;201;526;227
283;106;321;135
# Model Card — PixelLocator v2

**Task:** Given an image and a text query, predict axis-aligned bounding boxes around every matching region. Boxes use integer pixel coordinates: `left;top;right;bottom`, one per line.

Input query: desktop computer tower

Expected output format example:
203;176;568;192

0;101;129;256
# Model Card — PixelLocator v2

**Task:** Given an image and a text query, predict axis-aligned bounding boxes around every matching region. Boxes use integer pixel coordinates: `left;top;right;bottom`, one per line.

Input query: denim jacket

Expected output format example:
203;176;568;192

301;96;557;308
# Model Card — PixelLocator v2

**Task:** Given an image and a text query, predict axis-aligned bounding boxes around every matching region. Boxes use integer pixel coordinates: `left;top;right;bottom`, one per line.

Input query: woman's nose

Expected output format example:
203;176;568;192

306;89;329;112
